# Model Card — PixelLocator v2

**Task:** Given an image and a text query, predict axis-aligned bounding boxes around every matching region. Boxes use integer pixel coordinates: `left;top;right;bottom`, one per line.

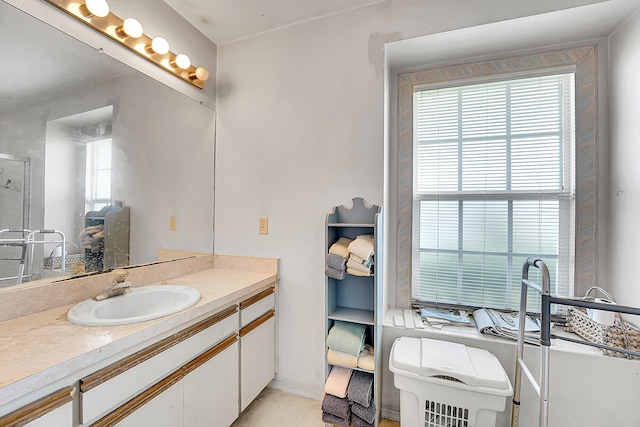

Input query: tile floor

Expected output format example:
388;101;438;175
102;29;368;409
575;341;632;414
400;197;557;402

231;387;399;426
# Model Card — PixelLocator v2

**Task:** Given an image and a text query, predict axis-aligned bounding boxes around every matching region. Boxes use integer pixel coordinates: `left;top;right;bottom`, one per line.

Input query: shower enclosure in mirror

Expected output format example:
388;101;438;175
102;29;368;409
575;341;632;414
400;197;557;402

0;154;31;284
0;0;216;288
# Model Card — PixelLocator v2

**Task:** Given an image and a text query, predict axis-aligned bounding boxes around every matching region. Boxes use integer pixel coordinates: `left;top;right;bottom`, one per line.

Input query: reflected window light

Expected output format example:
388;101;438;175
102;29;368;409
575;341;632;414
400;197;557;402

85;138;112;214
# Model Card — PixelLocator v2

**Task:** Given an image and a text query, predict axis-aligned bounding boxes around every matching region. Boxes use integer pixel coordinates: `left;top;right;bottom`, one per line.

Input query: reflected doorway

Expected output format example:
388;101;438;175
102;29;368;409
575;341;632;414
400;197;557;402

43;105;113;277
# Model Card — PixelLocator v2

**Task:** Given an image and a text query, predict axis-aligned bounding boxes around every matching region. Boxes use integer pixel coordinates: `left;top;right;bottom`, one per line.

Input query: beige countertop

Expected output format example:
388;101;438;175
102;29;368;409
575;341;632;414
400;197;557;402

0;267;277;408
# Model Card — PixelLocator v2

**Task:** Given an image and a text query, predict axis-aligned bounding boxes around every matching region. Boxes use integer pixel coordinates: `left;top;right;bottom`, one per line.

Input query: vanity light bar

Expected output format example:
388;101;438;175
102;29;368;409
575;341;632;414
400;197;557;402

43;0;209;89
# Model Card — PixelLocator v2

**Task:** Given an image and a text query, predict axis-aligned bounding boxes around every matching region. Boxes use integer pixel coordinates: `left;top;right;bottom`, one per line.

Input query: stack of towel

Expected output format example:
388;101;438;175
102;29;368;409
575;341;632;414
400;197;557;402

326;321;375;372
326;237;352;280
322;366;353;426
322;367;376;427
346;235;374;277
79;224;104;253
327;321;366;355
326;234;375;280
348;371;376;426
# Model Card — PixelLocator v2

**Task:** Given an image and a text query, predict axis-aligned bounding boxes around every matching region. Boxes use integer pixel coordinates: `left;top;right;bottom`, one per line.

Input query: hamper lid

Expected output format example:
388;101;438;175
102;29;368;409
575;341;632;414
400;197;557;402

390;336;511;393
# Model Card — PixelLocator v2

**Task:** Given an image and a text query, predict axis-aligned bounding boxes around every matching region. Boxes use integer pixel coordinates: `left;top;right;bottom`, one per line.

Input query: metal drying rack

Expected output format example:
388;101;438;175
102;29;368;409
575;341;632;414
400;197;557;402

510;257;640;427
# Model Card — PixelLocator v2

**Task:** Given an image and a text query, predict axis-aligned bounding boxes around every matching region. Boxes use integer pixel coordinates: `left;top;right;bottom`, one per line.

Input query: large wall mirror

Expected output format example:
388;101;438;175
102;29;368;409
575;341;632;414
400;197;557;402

0;0;216;288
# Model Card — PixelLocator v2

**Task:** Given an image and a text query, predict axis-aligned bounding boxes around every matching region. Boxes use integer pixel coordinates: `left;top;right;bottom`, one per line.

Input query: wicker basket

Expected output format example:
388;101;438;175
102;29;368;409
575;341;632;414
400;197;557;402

43;253;85;270
565;306;640;359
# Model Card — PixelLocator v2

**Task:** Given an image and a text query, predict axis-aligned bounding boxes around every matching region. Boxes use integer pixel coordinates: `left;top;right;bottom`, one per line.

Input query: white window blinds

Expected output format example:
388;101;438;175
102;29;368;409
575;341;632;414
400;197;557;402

412;73;575;310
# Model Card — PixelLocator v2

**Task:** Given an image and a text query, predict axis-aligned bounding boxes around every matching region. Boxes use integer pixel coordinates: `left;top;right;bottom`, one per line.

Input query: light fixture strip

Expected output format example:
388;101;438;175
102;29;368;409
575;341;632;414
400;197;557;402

43;0;208;89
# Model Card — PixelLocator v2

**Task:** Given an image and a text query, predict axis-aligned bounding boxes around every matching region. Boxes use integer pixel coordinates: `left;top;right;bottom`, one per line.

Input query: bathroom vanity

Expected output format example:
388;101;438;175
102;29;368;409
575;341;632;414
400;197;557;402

0;254;278;426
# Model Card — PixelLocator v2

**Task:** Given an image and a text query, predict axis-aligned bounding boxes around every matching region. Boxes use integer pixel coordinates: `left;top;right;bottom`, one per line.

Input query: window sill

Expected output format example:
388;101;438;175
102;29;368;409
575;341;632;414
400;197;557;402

384;308;605;358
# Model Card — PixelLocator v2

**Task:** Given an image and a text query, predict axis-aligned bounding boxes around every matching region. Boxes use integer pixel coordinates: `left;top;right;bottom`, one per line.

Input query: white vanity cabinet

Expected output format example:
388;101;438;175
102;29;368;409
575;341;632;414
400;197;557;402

239;287;276;412
0;386;73;427
103;336;240;427
0;273;279;427
83;305;240;426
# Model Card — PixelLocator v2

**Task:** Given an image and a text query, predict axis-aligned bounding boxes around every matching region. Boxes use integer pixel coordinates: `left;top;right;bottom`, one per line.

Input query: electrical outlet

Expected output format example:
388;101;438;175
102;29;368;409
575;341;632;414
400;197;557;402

259;217;268;235
169;216;177;231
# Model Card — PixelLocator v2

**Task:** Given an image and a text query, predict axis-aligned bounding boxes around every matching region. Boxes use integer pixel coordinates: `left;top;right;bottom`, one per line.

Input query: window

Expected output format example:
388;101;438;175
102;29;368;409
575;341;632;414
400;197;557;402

394;46;598;310
85;138;112;213
412;74;575;310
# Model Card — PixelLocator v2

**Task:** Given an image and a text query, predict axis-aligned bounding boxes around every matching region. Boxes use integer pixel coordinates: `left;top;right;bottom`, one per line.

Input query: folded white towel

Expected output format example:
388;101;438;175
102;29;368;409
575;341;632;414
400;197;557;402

327;348;358;368
329;237;353;258
348;235;374;260
350;253;373;268
357;345;375;371
347;256;371;274
347;267;371;277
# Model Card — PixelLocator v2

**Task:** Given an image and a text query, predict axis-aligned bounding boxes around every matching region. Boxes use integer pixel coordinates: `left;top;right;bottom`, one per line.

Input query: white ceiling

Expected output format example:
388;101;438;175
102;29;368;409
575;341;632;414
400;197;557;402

162;0;384;45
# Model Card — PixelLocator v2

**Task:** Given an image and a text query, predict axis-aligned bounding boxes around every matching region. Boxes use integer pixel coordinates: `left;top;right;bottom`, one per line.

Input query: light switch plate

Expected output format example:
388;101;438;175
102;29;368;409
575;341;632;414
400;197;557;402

259;217;268;235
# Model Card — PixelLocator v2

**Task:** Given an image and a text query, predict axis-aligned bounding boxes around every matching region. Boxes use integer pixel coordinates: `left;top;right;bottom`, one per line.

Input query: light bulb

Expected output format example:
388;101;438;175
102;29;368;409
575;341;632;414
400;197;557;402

116;18;144;39
80;0;110;18
189;67;210;82
146;36;169;55
171;54;191;70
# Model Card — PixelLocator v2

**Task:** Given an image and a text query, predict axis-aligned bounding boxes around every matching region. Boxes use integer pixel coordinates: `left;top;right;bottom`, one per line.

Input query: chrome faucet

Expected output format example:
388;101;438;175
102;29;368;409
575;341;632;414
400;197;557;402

93;269;131;301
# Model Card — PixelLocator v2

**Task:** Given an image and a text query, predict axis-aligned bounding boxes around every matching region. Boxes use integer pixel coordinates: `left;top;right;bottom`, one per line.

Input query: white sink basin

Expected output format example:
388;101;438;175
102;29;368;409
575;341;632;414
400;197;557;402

67;285;201;326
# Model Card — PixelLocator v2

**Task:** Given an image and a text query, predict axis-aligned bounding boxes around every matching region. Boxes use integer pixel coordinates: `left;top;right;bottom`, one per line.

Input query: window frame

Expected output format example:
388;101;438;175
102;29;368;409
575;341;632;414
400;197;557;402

395;45;598;309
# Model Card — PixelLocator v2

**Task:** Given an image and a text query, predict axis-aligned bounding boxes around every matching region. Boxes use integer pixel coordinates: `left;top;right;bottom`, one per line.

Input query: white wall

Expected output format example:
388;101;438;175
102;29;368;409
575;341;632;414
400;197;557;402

43;122;79;250
214;0;621;406
609;10;640;322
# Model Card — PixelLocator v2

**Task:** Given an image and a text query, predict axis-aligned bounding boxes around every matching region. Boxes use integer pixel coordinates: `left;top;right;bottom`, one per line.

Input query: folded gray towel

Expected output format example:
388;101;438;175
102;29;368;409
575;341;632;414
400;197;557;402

325;265;346;280
321;394;350;420
352;400;376;424
347;371;373;407
326;253;348;270
322;411;350;426
351;413;374;427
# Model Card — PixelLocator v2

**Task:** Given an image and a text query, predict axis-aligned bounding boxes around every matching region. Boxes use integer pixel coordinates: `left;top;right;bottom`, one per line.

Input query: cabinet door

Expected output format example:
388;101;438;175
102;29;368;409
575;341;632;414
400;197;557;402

113;380;184;427
240;312;275;411
184;341;239;426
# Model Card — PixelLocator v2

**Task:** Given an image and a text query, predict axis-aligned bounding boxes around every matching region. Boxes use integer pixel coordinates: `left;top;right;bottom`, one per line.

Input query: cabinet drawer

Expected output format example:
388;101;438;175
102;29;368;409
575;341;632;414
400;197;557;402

0;387;73;427
240;287;275;327
80;306;238;424
90;334;238;427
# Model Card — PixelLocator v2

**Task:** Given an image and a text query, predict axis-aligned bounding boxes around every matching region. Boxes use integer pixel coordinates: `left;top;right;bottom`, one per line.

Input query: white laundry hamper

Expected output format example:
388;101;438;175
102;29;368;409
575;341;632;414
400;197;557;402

389;337;512;427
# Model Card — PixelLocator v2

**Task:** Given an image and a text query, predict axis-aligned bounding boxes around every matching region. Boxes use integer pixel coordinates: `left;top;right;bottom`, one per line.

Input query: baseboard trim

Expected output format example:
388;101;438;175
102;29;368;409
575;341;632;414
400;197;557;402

267;379;323;401
381;406;400;422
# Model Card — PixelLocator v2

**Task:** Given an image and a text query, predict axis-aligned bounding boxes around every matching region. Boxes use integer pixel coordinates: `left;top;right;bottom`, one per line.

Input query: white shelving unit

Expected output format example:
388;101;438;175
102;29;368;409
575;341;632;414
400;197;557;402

325;197;382;426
